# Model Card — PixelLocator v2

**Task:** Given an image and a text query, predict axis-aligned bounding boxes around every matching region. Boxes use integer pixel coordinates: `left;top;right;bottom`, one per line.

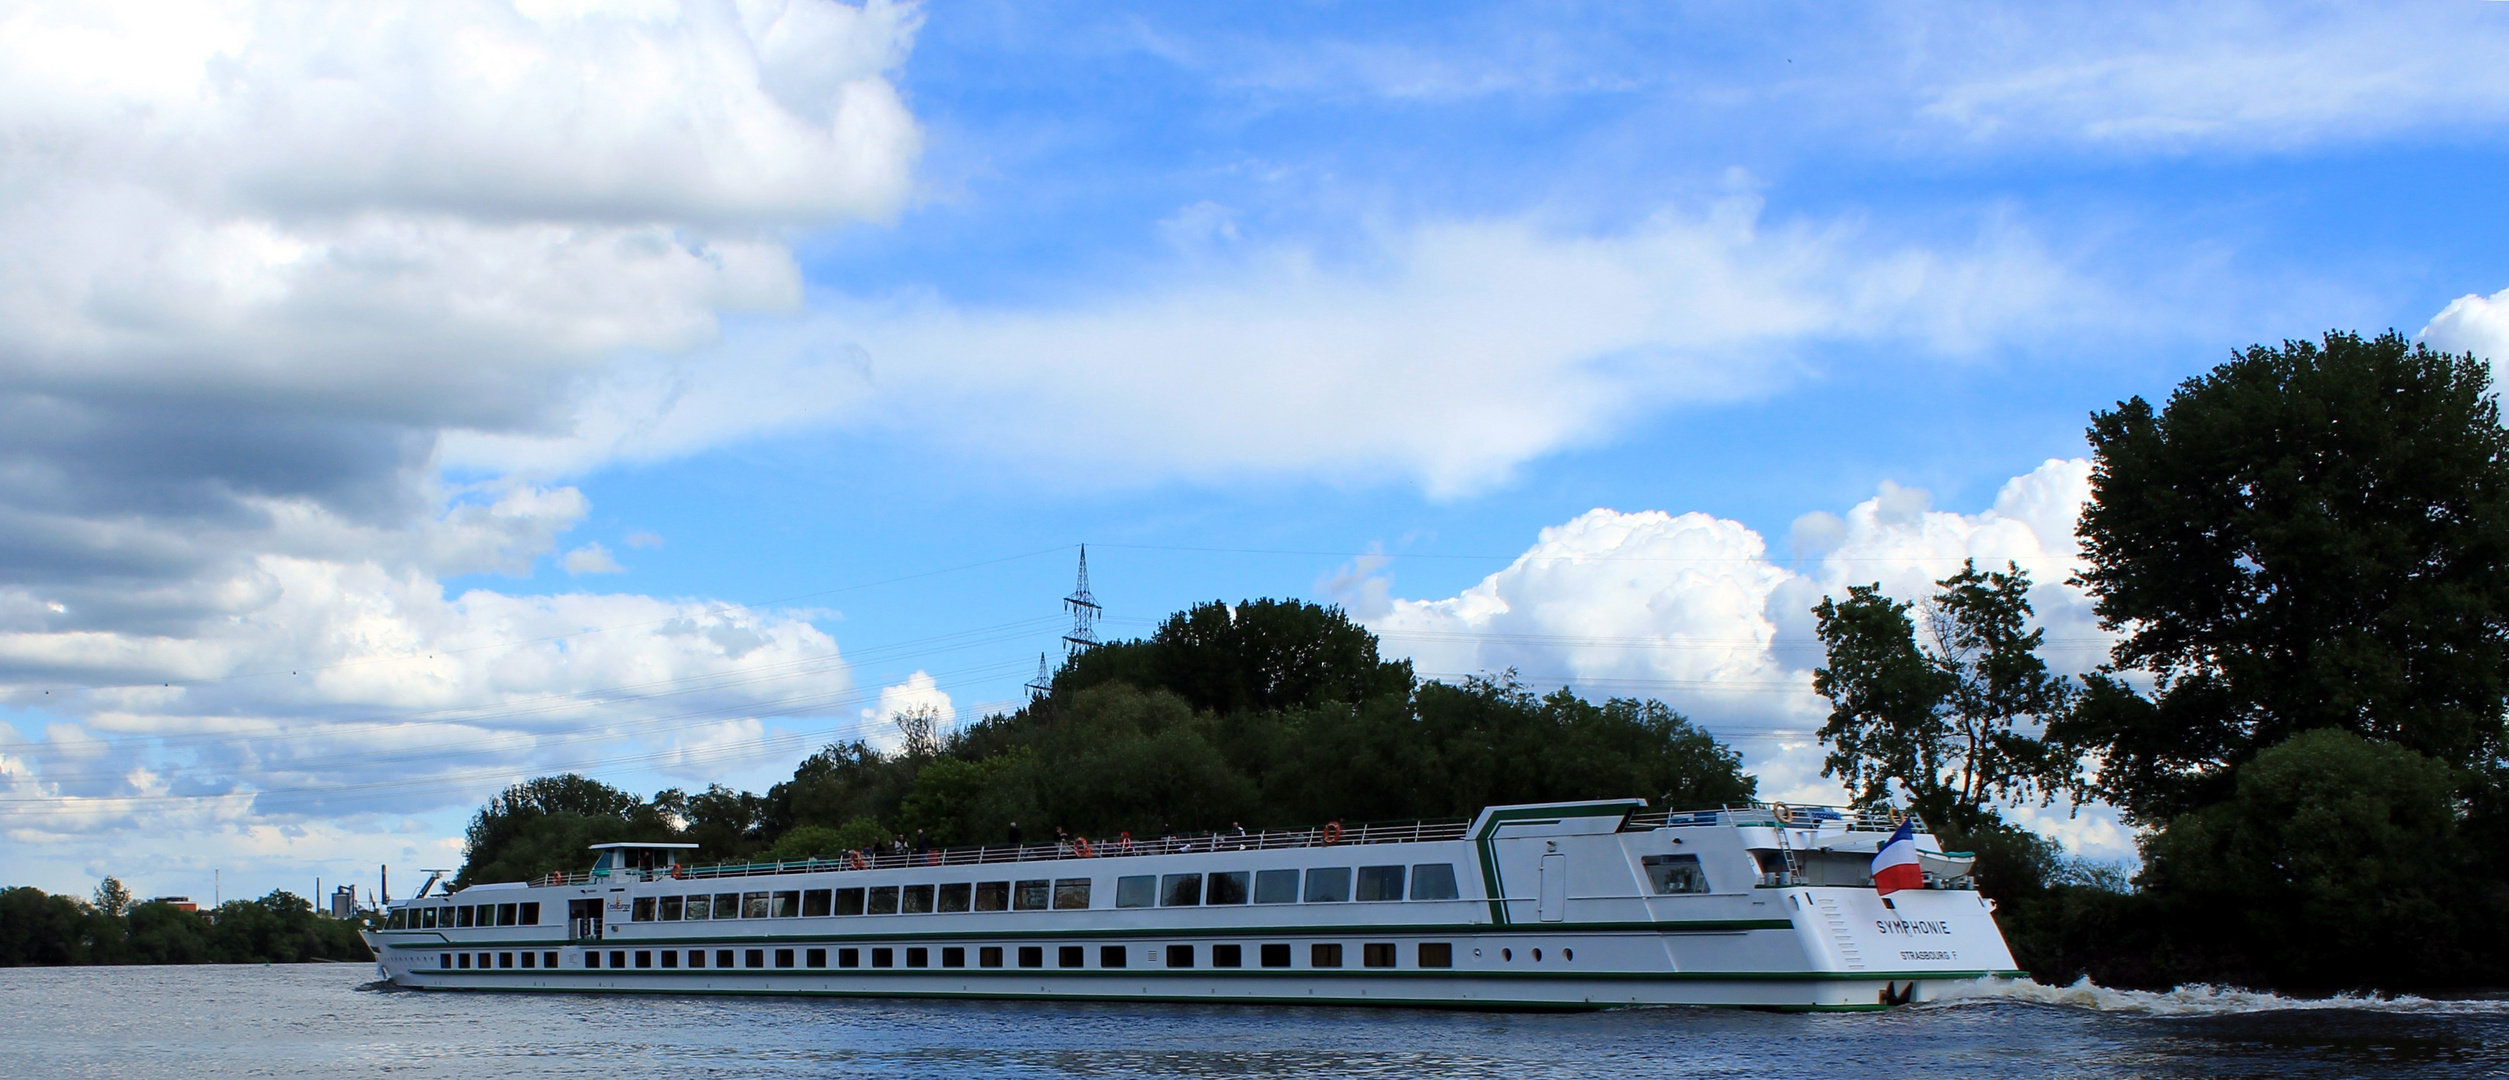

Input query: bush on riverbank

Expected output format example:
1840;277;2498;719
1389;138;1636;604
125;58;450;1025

0;883;371;967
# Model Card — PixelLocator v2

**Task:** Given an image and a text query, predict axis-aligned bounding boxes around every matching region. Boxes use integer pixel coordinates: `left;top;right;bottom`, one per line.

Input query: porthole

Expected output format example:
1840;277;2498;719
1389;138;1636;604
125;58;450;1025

1532;947;1543;961
1501;948;1512;961
1563;948;1574;961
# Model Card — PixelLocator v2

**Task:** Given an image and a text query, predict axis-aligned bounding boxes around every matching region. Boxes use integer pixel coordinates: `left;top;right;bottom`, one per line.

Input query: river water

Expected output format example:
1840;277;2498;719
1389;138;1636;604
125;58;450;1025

1;965;2504;1078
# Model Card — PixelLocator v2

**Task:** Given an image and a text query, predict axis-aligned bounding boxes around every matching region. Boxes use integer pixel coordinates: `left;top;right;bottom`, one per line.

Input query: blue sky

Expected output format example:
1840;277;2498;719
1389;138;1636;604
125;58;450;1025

3;0;2508;900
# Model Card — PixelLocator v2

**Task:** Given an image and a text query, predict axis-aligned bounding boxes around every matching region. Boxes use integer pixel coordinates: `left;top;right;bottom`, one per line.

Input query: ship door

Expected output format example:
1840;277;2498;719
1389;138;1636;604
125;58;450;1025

1538;853;1567;922
568;898;602;941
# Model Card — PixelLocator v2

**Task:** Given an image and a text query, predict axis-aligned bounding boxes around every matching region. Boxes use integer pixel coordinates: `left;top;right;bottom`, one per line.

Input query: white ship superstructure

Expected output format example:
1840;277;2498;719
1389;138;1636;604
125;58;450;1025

363;799;2021;1011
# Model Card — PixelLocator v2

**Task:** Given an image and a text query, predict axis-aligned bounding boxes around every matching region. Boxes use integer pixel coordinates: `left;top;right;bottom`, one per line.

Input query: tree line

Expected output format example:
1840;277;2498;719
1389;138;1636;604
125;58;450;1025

457;598;1759;886
1814;331;2509;991
0;879;372;966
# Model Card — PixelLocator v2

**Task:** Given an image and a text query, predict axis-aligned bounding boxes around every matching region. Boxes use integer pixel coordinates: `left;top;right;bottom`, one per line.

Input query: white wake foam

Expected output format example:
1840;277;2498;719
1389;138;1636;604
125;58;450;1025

1926;976;2509;1016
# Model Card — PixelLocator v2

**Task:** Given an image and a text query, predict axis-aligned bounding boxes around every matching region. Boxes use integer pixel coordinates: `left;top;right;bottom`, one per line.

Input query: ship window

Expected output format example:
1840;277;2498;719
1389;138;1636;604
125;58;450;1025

713;893;740;919
418;908;434;929
457;953;470;969
835;888;865;916
1057;945;1084;968
681;895;708;921
1642;854;1710;895
803;889;832;917
658;896;682;920
457;906;474;928
867;886;900;915
1362;943;1396;968
773;891;801;918
1017;946;1042;968
543;951;557;968
905;947;926;968
497;952;511;969
901;885;935;914
1356;866;1405;902
1013;880;1050;911
1213;944;1243;968
610;950;626;968
1160;874;1202;907
744;948;763;969
1253;870;1299;904
634;950;651;969
742;892;770;919
579;951;594;969
1310;943;1342;968
388;910;405;930
1166;944;1194;968
522;951;537;969
440;952;451;969
1099;945;1126;968
1304;868;1352;903
871;948;893;968
1207;872;1250;905
1053;878;1092;909
980;946;1003;968
499;903;518;926
937;882;971;912
975;881;1010;911
1410;864;1460;900
807;948;827;968
1419;942;1452;968
480;953;494;969
688;949;705;968
942;946;964;968
1260;943;1290;968
632;898;655;922
838;948;859;968
660;950;676;969
776;948;796;968
1115;875;1156;908
520;902;540;925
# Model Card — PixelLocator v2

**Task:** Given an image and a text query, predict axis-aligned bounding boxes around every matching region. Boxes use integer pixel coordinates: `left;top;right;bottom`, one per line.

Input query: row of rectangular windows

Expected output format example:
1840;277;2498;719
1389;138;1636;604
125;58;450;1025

443;941;1456;973
623;863;1463;923
403;902;541;930
389;862;1477;931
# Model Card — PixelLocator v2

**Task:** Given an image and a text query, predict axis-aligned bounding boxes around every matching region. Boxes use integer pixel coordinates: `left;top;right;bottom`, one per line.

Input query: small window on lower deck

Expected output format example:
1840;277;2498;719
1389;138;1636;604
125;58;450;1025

980;946;1003;968
1017;945;1042;968
1212;944;1243;968
1056;945;1083;968
806;948;827;968
1099;945;1126;968
660;950;676;969
523;951;537;969
457;953;470;969
1310;943;1342;968
838;948;859;968
1361;943;1396;968
580;951;594;969
716;949;734;968
942;946;964;968
1643;854;1711;894
776;948;796;968
745;948;765;969
688;949;705;968
1418;942;1453;968
543;951;558;968
871;947;893;968
905;947;926;968
1259;943;1290;968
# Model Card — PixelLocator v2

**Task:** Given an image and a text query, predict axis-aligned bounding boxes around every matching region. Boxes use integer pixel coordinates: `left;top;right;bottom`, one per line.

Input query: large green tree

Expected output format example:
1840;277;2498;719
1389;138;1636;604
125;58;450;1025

2060;331;2509;821
1812;561;2067;834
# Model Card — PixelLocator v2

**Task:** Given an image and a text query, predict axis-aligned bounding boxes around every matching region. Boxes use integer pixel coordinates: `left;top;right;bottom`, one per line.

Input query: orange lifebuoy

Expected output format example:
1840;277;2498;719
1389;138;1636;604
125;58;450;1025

1772;802;1795;825
1322;821;1343;845
847;850;867;871
670;864;686;880
1075;836;1094;858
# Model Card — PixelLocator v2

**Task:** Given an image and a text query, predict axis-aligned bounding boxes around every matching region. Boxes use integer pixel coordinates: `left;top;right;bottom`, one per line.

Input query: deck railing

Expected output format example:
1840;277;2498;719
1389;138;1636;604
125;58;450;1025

1621;803;1920;834
543;818;1475;887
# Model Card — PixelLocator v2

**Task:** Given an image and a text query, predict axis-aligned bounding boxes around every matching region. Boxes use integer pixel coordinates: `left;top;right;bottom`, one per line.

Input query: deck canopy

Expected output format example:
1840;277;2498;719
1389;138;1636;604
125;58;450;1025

587;842;700;874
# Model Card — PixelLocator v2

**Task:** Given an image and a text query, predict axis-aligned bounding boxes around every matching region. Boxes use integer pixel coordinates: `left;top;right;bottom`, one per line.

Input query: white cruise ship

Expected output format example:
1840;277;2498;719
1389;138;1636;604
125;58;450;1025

363;798;2021;1011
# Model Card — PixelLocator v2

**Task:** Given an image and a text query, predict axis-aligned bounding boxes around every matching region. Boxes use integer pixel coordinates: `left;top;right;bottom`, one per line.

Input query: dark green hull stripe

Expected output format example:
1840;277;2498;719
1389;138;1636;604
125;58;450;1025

410;965;2024;983
402;983;1895;1012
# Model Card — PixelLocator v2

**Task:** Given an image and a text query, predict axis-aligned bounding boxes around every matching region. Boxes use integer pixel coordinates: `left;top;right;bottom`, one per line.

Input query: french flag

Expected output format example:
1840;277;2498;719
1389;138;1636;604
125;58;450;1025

1871;817;1923;896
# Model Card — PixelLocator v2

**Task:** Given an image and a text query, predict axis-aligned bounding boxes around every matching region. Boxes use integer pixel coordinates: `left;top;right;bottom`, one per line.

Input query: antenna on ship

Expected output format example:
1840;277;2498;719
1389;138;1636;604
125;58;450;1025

1061;545;1101;658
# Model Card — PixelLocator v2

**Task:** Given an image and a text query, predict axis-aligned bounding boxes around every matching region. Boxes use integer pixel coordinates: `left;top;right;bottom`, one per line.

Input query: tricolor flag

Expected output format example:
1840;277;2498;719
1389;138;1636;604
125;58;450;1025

1871;817;1923;896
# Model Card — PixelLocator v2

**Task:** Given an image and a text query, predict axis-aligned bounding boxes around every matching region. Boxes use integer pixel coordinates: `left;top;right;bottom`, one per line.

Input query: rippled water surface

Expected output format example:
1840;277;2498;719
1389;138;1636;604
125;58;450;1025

2;965;2506;1078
